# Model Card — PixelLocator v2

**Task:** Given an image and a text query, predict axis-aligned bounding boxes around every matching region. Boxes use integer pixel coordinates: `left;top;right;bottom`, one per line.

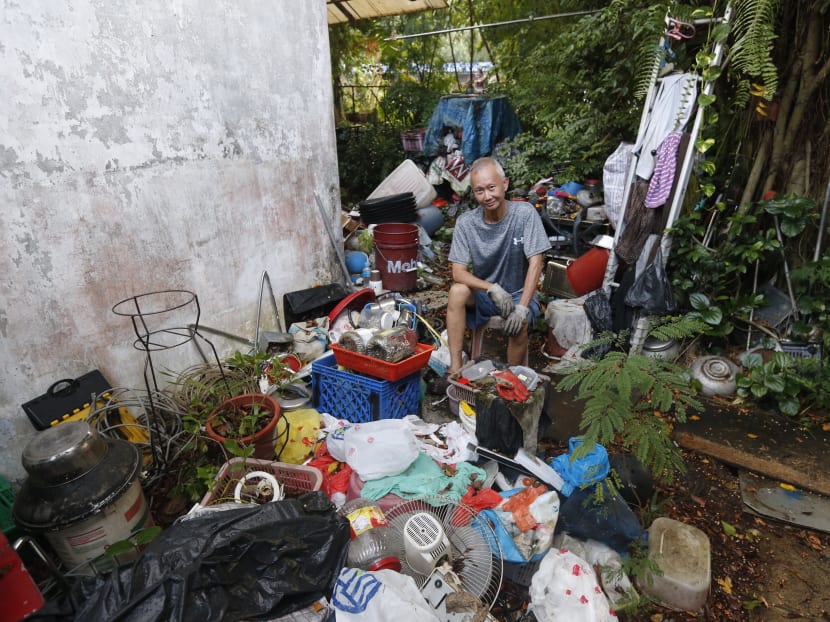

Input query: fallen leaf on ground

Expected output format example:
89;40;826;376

717;576;733;594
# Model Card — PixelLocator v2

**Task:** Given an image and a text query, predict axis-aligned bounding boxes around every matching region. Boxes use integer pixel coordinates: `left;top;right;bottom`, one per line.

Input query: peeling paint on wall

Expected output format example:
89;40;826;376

0;0;340;483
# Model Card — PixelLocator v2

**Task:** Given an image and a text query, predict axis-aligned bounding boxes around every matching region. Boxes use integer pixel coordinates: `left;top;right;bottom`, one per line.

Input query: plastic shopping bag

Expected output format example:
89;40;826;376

343;419;419;481
333;568;440;622
529;548;617;622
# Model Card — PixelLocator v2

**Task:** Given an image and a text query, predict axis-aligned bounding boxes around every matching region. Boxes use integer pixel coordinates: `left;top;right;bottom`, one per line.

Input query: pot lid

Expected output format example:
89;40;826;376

22;421;108;486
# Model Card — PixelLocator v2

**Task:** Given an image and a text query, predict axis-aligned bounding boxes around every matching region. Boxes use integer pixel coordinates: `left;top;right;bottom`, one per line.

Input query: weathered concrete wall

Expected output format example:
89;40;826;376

0;1;341;483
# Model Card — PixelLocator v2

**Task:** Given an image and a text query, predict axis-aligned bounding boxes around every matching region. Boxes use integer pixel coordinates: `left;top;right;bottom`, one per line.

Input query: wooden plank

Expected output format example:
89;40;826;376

673;399;830;497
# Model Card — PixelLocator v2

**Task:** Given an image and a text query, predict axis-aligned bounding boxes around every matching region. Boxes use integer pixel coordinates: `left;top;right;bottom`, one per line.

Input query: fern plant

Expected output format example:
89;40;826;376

556;325;703;485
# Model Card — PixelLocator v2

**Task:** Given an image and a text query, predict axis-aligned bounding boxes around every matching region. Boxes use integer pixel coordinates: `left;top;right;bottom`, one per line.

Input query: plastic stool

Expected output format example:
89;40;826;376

470;317;530;366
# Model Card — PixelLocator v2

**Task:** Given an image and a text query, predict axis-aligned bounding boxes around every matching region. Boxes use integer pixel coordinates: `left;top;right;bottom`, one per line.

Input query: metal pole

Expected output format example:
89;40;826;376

814;176;830;262
384;10;600;41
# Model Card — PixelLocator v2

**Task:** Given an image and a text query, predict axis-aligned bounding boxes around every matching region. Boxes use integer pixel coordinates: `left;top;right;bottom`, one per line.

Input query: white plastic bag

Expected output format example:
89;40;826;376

333;568;440;622
529;548;617;622
343;419;419;481
555;533;639;611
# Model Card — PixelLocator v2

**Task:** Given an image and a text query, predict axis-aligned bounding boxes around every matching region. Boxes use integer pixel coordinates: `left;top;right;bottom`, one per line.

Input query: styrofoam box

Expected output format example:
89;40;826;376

367;159;437;208
640;517;711;612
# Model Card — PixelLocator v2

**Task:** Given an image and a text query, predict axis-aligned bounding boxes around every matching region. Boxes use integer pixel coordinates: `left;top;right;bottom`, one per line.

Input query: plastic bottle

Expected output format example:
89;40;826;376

340;498;402;572
369;269;383;296
361;260;372;283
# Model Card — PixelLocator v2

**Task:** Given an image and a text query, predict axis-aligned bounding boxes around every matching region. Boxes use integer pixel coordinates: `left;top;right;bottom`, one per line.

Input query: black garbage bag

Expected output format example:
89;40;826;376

475;392;525;456
33;492;349;622
555;481;644;556
581;289;614;359
623;247;677;314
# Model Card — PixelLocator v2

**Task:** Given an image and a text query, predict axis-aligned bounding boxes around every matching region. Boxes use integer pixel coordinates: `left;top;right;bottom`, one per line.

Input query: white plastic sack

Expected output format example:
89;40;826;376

333;568;440;622
343;419;419;481
530;548;617;622
555;533;639;611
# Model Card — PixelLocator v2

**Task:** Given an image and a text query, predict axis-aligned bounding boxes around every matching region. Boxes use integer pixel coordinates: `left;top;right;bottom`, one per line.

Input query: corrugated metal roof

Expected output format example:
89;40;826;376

327;0;448;24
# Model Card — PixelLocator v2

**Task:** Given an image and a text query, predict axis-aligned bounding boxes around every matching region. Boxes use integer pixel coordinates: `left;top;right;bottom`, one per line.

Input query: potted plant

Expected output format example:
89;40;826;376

205;392;281;460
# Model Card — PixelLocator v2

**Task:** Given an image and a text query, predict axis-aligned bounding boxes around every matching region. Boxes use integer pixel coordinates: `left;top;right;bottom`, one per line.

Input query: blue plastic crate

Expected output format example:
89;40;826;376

312;352;421;423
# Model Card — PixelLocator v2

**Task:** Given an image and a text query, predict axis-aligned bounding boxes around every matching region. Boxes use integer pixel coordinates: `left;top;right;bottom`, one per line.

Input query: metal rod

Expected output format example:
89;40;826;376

814;176;830;262
384;10;600;41
313;191;353;286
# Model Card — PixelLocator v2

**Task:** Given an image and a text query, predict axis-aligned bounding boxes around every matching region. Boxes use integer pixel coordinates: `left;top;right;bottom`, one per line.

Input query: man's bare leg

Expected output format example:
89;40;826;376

507;325;529;366
447;282;474;373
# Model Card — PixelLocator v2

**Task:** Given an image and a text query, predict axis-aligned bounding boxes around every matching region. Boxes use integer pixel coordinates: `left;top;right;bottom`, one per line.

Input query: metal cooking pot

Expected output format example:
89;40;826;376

689;355;739;397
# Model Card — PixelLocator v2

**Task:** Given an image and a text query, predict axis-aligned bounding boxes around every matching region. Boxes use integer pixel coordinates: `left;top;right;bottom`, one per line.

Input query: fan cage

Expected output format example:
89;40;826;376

384;497;503;610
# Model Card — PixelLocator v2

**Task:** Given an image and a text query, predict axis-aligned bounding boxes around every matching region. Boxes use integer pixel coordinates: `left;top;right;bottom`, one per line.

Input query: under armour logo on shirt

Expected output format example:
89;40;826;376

513;236;524;246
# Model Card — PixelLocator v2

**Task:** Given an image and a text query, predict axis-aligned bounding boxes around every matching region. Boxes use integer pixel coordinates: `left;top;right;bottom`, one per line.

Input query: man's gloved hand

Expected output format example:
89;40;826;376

503;304;529;337
487;283;514;318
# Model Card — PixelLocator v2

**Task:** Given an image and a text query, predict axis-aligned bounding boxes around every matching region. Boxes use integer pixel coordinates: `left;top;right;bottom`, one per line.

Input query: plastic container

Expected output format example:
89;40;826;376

365;327;418;363
312;352;422;423
329;342;434;382
566;247;611;295
374;223;420;292
640;517;711;612
367;159;437;208
201;458;323;506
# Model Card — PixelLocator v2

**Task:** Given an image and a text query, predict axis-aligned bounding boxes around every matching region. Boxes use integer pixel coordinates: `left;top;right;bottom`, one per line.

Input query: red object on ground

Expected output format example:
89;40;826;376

0;532;44;621
455;485;503;526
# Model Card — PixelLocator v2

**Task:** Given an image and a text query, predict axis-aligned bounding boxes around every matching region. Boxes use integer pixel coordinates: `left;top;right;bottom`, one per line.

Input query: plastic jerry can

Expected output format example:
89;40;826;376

639;517;711;612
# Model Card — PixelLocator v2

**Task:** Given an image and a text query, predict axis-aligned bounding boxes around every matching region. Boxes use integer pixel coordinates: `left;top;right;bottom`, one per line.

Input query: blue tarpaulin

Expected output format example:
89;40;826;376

422;95;522;164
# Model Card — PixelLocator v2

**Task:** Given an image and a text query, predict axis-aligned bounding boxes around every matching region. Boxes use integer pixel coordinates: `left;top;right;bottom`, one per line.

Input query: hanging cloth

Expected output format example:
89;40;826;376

644;132;684;208
634;73;697;180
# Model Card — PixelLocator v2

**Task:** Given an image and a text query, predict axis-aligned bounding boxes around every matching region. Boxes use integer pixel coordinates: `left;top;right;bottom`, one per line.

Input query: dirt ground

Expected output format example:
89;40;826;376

413;289;830;622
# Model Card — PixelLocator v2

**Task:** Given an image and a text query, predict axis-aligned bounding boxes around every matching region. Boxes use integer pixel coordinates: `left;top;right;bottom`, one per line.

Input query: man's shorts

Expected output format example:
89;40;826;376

466;289;542;334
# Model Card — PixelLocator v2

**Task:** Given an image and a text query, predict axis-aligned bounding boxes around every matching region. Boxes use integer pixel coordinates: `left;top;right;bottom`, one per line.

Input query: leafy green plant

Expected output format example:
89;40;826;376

336;124;405;203
104;525;163;566
736;350;811;416
557;333;703;485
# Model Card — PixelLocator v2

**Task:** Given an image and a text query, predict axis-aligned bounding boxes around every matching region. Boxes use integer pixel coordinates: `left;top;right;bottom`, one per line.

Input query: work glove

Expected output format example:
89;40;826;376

487;283;514;318
503;304;529;337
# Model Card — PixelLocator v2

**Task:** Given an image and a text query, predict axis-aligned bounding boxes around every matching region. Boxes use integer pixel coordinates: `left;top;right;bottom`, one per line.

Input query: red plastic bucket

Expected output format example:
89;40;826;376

373;223;419;292
566;247;610;295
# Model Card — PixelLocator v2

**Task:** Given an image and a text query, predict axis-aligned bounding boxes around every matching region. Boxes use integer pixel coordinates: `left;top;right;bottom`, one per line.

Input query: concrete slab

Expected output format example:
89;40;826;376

673;399;830;496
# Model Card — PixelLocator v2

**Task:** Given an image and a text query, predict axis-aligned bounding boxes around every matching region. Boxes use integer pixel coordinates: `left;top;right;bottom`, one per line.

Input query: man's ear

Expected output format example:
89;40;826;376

503;177;510;189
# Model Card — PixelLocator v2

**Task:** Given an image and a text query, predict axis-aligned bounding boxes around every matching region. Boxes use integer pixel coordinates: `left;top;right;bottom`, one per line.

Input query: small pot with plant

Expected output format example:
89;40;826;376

205;392;282;460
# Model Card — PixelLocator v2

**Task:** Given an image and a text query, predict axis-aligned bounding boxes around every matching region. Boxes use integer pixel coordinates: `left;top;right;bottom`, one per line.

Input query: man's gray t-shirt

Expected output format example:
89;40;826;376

448;201;551;293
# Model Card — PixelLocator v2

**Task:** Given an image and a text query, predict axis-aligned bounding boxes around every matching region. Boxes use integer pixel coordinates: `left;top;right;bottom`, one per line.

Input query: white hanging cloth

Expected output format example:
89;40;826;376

634;72;697;180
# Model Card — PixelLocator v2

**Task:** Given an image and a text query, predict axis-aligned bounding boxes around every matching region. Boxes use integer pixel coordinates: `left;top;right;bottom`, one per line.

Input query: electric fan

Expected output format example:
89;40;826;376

383;497;503;611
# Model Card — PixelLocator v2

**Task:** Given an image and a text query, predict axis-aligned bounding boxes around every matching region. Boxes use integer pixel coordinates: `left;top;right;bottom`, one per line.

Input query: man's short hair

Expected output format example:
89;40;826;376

470;156;506;179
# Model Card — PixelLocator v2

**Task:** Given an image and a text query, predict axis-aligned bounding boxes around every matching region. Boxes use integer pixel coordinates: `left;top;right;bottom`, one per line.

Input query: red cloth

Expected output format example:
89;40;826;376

453;485;503;526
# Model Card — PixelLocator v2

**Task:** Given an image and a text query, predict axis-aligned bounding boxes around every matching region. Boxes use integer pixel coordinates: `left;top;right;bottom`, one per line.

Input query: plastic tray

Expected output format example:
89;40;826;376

312;352;421;423
330;342;434;382
200;458;323;506
367;159;437;208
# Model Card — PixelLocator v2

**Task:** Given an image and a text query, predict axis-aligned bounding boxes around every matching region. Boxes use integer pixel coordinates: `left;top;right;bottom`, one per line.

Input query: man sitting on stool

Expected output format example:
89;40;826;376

446;157;551;373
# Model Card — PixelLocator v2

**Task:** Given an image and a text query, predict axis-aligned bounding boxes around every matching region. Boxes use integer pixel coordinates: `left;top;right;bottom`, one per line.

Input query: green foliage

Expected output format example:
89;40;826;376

105;525;163;564
556;336;702;485
336;124;404;203
730;0;780;98
736;350;811;416
668;201;786;335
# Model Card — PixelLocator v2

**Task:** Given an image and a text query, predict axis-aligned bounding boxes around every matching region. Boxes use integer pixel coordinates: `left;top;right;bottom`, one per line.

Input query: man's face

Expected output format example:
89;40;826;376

471;164;509;213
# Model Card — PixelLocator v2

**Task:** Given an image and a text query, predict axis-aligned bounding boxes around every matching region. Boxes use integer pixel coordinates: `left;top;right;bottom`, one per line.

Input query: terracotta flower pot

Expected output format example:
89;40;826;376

205;393;281;460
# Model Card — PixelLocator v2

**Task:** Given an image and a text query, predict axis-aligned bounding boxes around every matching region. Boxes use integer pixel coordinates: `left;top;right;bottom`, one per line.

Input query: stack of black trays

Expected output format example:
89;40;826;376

359;192;417;224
